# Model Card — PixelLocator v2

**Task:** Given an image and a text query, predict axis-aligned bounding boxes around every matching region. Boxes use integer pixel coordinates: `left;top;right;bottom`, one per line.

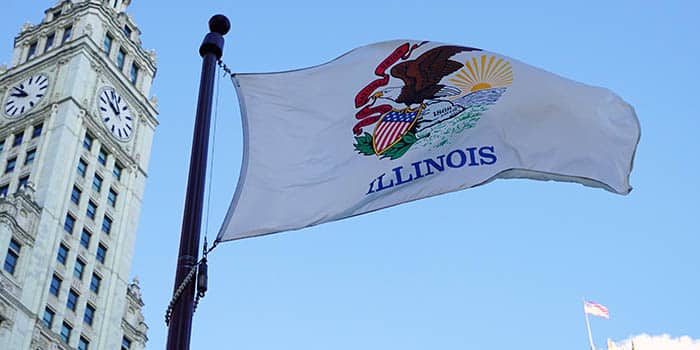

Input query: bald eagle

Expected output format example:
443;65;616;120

374;45;480;106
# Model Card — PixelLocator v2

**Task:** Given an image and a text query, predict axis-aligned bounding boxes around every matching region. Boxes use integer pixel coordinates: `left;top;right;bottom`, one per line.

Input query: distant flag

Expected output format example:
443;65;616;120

584;300;610;319
218;40;640;241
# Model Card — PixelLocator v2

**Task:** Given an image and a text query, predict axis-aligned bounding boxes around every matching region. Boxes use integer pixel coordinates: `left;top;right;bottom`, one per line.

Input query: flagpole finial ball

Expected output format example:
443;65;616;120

209;15;230;35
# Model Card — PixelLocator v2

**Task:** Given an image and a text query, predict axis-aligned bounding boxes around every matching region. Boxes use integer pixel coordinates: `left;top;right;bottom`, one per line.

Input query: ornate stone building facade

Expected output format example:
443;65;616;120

0;0;156;349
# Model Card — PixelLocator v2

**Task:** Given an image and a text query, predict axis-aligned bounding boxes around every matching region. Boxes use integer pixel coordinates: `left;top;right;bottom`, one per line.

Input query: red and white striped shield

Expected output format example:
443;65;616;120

373;108;421;155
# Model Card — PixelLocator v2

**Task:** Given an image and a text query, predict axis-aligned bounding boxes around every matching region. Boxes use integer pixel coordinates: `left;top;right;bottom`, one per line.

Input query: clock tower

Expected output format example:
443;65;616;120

0;1;156;349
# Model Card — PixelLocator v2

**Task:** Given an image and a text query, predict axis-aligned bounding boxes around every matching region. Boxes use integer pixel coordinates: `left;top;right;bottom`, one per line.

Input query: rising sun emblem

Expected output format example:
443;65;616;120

449;55;513;93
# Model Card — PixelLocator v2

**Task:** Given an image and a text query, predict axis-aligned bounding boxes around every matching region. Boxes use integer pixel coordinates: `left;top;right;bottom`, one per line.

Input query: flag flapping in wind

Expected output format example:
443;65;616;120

218;40;640;241
584;300;610;319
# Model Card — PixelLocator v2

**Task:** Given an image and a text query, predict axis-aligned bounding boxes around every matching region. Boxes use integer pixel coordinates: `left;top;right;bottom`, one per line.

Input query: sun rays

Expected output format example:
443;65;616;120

449;54;513;93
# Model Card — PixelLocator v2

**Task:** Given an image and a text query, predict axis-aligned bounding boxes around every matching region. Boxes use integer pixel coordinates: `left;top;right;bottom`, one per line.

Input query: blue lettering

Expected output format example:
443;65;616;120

365;145;498;196
411;161;424;179
466;147;480;166
393;166;414;185
446;149;467;168
423;155;445;175
375;172;394;192
366;178;377;194
479;146;497;165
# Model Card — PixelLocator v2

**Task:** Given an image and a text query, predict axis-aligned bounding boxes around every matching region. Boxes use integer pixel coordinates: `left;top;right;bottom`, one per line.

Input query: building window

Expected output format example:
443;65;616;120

71;186;82;204
79;336;90;350
43;307;55;328
107;188;118;207
57;243;69;265
113;162;123;181
54;9;62;19
0;184;8;197
74;258;86;280
98;148;107;166
60;322;72;343
103;33;113;54
130;63;139;84
50;274;62;296
5;157;16;174
13;132;24;147
77;158;88;177
83;133;94;151
90;273;102;294
64;213;76;234
18;175;29;189
27;41;38;60
67;289;79;311
92;174;103;192
4;239;21;275
84;303;95;325
25;149;36;165
86;201;97;220
62;25;72;44
0;140;4;153
96;243;107;264
101;216;112;235
122;336;132;349
117;48;126;70
123;25;132;38
32;123;43;138
45;32;55;52
80;229;92;249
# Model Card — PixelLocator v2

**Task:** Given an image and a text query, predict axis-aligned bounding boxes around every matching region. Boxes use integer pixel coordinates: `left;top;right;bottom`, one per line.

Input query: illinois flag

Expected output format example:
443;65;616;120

218;40;640;241
584;300;610;319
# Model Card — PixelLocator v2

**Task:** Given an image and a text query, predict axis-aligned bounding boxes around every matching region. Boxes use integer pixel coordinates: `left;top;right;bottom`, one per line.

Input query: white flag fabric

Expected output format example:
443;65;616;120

584;301;610;319
218;40;640;241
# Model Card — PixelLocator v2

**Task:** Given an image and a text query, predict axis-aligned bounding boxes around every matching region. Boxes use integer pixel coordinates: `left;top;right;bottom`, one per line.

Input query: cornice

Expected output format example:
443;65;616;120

0;193;41;248
121;317;149;344
12;1;156;75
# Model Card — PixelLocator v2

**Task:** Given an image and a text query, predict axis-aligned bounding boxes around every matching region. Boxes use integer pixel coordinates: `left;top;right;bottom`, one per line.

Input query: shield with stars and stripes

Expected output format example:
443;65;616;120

372;107;422;155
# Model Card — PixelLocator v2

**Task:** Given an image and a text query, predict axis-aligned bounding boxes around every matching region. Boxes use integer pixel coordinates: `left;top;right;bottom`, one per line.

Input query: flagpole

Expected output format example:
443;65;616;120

166;14;229;350
584;300;596;350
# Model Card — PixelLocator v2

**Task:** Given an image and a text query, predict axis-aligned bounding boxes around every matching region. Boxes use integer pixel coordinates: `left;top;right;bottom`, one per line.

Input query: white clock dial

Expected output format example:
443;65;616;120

3;74;49;118
98;87;134;141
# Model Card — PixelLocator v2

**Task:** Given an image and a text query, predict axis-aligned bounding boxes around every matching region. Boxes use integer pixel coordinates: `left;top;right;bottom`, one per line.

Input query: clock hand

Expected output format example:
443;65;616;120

11;87;28;98
108;99;120;116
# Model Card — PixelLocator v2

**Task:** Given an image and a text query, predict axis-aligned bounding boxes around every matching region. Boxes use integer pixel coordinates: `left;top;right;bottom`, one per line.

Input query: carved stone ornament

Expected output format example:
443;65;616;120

149;95;158;108
21;22;34;33
84;23;93;36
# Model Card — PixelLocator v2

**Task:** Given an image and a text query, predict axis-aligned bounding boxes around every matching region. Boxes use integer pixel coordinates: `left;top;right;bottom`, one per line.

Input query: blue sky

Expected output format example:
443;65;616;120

2;1;699;349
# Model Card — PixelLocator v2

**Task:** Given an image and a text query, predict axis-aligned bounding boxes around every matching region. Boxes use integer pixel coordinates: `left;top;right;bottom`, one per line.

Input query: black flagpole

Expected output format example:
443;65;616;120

166;14;229;350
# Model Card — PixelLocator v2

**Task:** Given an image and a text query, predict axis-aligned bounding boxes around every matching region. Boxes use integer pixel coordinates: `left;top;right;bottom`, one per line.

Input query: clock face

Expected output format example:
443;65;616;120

3;74;49;118
98;87;134;141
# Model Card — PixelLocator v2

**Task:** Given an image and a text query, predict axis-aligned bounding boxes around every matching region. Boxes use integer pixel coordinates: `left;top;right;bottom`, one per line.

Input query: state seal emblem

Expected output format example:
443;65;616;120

353;42;513;159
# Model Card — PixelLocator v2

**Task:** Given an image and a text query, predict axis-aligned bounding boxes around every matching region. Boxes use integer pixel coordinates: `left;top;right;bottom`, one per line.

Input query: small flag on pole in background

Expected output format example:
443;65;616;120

584;300;610;319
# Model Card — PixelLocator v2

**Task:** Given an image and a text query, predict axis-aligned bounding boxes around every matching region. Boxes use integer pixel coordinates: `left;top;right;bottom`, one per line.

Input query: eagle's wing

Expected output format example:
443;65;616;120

414;46;472;91
390;61;417;93
391;45;479;100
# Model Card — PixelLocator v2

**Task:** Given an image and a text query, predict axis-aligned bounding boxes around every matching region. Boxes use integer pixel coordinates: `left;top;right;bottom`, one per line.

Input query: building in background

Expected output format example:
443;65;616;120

0;0;157;349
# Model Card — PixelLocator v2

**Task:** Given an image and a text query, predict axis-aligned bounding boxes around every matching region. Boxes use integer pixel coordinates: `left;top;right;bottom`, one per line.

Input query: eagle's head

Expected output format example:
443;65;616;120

372;86;402;102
